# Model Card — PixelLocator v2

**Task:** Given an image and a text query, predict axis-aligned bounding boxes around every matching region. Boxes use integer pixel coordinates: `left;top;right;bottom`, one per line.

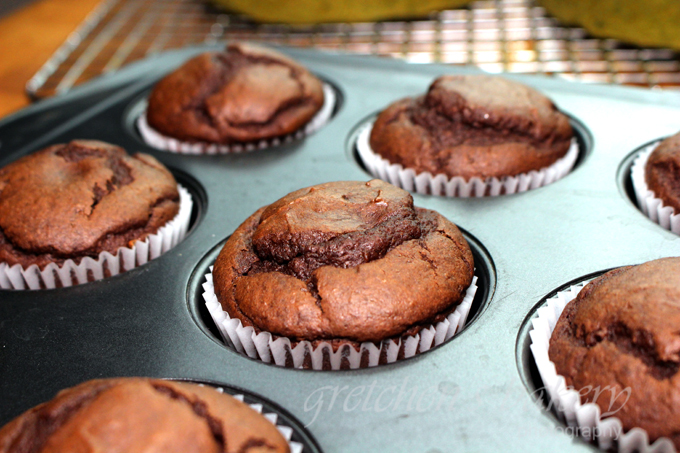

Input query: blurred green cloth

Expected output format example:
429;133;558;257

537;0;680;50
211;0;473;23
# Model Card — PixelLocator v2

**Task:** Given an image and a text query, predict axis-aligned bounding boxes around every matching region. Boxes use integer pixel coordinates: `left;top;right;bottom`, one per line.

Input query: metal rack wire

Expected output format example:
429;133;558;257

27;0;680;99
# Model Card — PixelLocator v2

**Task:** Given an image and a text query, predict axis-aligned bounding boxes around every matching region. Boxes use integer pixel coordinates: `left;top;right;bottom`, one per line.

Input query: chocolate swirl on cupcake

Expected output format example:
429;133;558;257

549;257;680;449
212;179;474;346
0;140;192;289
358;74;577;196
0;140;179;269
0;378;289;453
145;43;326;147
370;74;573;180
645;132;680;213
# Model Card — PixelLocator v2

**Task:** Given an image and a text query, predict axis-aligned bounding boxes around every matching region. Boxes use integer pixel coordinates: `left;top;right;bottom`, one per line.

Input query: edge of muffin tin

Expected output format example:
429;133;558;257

186;228;497;370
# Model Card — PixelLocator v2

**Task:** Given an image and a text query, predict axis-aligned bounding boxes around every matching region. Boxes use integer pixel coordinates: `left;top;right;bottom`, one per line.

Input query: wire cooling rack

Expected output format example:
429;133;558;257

27;0;680;99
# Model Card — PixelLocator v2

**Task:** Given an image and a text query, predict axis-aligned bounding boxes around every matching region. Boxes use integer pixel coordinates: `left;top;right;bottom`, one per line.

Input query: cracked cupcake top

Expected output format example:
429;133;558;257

0;140;179;269
213;179;474;343
549;257;680;448
646;131;680;213
369;74;573;180
0;378;289;453
146;42;325;144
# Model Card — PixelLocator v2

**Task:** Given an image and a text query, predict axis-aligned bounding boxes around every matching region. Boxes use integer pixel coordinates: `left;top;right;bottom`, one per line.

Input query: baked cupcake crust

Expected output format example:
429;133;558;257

549;257;680;448
0;378;289;453
146;42;325;144
369;74;573;180
0;140;180;269
645;132;680;213
213;179;474;343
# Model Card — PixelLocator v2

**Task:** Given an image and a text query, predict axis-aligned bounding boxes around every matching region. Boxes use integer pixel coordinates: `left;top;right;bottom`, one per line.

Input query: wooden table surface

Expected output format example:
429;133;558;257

0;0;100;120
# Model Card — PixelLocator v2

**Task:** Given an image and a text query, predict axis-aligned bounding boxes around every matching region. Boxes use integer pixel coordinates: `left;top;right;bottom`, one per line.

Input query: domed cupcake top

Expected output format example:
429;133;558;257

369;74;573;180
147;43;325;144
549;257;680;448
213;179;474;343
0;378;289;453
645;131;680;213
0;140;179;268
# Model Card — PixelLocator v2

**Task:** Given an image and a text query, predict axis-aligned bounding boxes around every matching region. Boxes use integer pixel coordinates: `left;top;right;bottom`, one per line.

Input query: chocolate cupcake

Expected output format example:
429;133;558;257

0;378;290;453
357;74;578;196
532;257;680;451
140;43;334;154
0;140;193;290
645;133;680;213
204;179;477;369
631;132;680;235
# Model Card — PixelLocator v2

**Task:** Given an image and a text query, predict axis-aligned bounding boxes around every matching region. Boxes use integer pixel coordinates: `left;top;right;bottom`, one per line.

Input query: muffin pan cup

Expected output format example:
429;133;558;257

3;43;680;453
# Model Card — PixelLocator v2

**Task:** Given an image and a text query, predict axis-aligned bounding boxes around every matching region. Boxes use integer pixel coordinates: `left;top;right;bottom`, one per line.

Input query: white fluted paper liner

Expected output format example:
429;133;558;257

631;141;680;235
203;387;303;453
137;83;336;154
529;283;677;453
356;121;579;197
203;267;478;369
0;185;193;290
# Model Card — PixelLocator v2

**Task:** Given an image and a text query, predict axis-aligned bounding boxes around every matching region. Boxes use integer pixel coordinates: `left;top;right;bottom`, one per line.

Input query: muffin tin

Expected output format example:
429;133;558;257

2;44;680;452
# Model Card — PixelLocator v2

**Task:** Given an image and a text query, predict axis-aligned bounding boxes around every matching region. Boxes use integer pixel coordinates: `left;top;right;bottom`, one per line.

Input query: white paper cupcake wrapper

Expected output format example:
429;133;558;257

356;121;579;197
203;266;478;370
0;185;193;290
138;83;336;154
530;283;677;453
630;141;680;235
203;386;304;453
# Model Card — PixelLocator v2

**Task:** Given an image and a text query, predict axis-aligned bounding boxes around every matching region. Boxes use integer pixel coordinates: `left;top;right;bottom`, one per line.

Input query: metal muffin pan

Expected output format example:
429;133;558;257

2;44;680;452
